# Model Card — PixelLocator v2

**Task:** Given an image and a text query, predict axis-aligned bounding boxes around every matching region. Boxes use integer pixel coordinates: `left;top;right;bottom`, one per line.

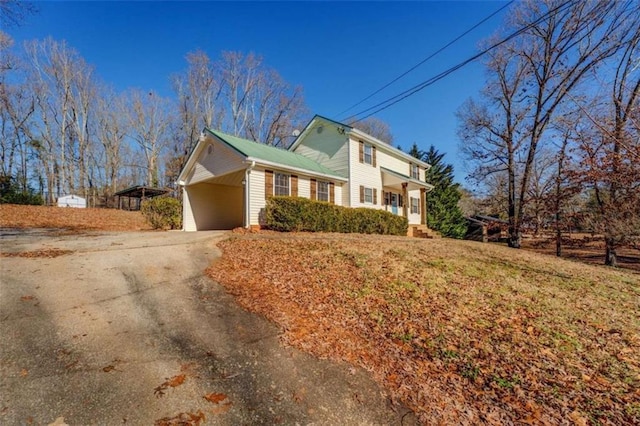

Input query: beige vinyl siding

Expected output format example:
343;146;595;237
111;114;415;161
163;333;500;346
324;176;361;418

187;139;245;185
334;184;343;206
249;167;266;226
292;122;349;178
348;138;384;209
407;188;422;225
376;148;417;178
298;175;311;199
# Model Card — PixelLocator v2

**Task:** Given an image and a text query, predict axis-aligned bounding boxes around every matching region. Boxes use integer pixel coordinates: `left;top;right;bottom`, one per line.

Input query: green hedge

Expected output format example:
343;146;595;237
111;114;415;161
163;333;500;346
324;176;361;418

141;197;182;230
265;196;408;236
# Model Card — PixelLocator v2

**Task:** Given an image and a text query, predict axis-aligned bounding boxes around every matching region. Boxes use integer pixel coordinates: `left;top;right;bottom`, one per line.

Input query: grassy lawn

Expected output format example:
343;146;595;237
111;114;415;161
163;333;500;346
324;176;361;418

208;233;640;425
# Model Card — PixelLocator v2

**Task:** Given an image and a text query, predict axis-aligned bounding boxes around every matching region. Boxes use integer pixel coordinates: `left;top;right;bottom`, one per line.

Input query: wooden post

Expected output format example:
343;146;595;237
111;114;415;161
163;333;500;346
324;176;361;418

401;183;408;218
420;188;426;226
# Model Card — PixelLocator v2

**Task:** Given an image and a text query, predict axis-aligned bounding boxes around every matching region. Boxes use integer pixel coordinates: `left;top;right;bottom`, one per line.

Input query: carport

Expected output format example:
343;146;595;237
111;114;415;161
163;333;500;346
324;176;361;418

182;170;245;231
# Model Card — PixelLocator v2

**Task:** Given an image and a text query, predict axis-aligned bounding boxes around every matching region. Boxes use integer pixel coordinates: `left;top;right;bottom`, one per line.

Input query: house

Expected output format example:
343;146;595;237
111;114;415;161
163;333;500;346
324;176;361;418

177;115;433;232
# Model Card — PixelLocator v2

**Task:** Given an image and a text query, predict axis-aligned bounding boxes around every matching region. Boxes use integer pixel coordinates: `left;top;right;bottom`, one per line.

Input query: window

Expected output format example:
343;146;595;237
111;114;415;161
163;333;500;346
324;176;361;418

274;173;290;196
364;187;373;203
411;164;419;179
317;181;329;202
410;197;420;214
363;143;373;165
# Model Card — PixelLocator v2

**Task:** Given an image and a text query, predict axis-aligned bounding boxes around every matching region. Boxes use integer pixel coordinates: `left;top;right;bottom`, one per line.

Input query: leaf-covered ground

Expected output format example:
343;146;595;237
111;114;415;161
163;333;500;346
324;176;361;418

0;204;151;231
208;233;640;425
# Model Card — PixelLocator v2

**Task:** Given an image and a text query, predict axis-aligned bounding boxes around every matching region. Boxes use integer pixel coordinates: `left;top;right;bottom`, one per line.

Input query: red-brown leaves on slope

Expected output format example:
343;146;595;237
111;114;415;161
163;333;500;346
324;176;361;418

207;234;640;425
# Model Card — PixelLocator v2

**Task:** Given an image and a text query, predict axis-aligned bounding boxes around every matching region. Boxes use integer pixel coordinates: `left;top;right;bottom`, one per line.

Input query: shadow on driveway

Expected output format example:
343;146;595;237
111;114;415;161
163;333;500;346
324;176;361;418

0;229;416;425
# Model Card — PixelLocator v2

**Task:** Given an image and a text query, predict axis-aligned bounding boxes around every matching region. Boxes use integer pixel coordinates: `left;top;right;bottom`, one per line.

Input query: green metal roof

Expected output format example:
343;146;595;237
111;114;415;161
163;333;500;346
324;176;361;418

205;128;343;178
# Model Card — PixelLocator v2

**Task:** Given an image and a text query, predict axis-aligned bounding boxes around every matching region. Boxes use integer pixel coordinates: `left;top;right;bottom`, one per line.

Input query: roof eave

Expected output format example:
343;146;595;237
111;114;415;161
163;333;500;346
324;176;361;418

178;128;249;185
288;115;352;152
349;128;432;169
247;157;348;182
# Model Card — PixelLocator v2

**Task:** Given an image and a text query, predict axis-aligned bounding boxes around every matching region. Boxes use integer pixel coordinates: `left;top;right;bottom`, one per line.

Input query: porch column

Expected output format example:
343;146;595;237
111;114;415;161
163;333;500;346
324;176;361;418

402;183;408;218
420;188;426;226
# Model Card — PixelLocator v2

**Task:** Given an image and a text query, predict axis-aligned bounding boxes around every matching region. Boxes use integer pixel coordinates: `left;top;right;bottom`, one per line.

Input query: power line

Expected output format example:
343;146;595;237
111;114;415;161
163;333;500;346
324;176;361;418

347;0;576;124
337;0;515;120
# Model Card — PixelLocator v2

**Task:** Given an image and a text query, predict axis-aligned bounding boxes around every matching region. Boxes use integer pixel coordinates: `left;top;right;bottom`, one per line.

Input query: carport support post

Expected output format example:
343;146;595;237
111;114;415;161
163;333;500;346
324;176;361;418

243;161;255;228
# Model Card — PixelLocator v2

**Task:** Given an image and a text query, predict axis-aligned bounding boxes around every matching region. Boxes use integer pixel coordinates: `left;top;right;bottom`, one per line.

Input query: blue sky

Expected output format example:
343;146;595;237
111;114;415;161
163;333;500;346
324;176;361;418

9;1;511;184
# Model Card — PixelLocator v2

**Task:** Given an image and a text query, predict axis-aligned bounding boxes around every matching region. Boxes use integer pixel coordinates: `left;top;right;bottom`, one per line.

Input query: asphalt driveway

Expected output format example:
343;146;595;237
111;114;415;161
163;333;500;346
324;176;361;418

0;229;414;425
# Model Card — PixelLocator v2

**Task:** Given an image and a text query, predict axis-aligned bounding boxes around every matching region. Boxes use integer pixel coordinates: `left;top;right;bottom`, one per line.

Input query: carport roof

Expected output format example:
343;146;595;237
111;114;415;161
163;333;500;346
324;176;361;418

206;128;344;178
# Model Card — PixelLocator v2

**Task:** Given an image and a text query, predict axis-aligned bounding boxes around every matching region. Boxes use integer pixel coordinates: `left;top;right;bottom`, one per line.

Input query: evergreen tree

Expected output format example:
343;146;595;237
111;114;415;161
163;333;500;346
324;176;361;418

410;144;467;238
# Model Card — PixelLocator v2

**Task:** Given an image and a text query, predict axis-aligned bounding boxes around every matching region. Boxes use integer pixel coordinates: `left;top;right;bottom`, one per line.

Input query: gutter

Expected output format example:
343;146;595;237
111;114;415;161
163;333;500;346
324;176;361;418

245;157;348;182
243;160;256;228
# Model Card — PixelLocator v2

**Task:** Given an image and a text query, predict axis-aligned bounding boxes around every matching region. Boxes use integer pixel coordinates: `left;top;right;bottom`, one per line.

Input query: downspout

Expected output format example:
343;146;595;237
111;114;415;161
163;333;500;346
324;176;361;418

243;161;256;228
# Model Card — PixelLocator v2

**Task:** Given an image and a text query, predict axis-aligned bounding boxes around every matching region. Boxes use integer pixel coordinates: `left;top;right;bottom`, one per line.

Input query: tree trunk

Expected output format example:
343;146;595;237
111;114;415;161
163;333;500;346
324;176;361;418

508;229;521;248
605;237;618;267
555;212;562;257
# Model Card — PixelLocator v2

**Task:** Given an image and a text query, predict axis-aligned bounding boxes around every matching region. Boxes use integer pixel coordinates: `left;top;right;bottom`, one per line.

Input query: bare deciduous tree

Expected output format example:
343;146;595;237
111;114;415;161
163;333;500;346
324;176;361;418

170;50;223;174
349;116;394;144
458;38;530;245
573;26;640;266
460;0;639;250
96;88;128;199
128;90;171;187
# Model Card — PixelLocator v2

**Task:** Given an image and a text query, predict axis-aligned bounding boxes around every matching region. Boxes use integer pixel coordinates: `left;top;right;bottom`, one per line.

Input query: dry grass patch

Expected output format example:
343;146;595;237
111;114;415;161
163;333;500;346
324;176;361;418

208;233;640;425
0;204;151;231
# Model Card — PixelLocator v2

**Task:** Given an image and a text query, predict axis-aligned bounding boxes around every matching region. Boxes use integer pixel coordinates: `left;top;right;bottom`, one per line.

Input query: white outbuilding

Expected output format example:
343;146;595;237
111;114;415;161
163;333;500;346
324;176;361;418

57;194;87;208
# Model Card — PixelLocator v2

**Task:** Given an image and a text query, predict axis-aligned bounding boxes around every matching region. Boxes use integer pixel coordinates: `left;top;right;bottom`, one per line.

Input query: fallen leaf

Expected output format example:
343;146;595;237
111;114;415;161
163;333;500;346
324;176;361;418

154;374;186;397
210;403;232;415
154;410;204;426
569;410;588;426
20;369;28;377
103;365;116;373
167;374;186;387
20;295;36;301
203;393;228;404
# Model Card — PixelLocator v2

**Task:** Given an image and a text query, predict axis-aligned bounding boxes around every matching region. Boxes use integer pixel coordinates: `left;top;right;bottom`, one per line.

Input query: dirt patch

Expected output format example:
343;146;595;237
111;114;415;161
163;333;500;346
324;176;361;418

209;233;640;425
0;204;151;231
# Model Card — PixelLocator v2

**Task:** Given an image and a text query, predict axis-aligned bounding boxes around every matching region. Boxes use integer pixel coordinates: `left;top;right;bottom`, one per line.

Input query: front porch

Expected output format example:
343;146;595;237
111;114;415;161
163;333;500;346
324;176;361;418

380;167;431;226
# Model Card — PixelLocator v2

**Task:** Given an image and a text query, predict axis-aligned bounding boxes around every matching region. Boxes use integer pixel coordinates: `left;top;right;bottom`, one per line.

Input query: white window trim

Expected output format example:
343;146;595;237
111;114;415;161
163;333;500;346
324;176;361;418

410;197;419;214
274;172;290;196
363;143;373;165
411;164;419;179
317;181;329;202
364;187;373;204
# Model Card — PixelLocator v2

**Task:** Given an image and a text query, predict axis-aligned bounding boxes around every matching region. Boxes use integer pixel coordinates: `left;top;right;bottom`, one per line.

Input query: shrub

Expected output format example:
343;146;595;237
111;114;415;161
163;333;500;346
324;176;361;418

265;196;408;236
141;197;182;230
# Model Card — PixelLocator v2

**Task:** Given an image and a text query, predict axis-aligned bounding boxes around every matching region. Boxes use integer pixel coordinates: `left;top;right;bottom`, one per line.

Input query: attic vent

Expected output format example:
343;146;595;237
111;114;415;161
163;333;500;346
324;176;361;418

317;125;324;134
207;145;214;155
